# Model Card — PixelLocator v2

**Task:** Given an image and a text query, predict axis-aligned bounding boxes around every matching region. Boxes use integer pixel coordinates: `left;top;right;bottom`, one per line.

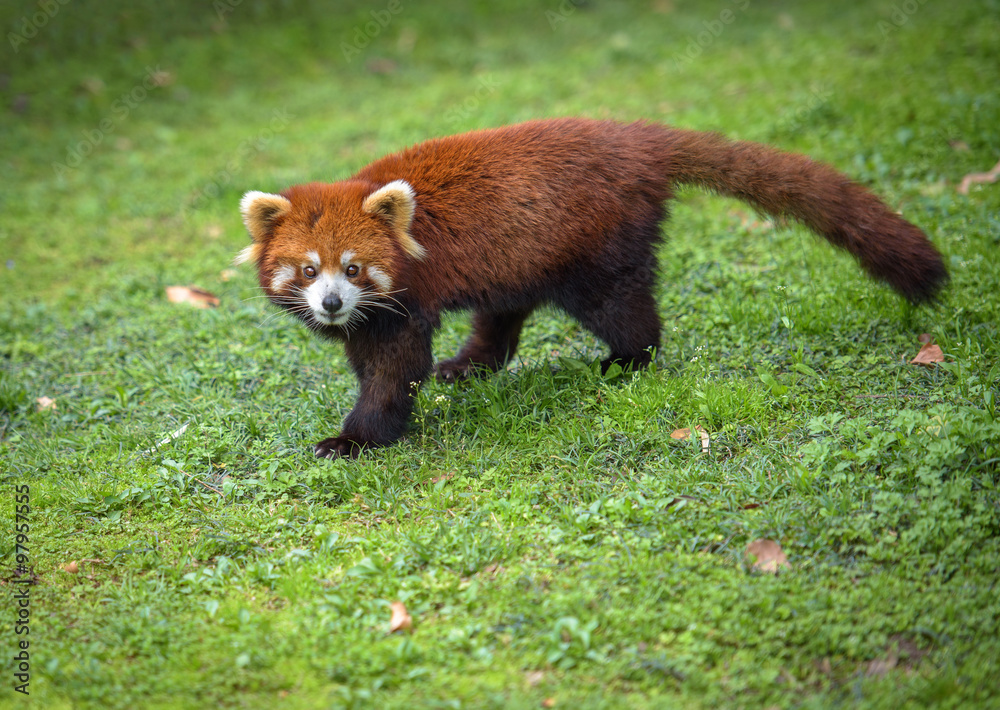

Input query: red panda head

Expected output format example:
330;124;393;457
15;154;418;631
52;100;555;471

235;179;425;331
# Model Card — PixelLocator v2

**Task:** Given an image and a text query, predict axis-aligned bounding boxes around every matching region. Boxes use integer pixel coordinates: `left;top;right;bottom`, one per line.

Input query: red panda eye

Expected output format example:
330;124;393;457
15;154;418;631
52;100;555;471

303;266;317;278
345;265;360;277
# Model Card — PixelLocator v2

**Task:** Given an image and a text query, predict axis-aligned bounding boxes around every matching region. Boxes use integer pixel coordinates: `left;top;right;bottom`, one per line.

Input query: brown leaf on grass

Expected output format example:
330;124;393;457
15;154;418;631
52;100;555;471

745;539;791;574
910;334;945;367
166;285;220;309
671;426;710;452
426;471;454;485
865;634;928;677
866;646;899;677
366;58;398;75
148;68;175;87
957;158;1000;195
36;396;56;411
62;561;79;574
389;601;412;633
542;698;556;709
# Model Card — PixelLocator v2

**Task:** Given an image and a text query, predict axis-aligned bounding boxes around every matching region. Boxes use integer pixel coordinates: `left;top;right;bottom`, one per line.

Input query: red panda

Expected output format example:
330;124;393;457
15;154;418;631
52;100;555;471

236;117;947;458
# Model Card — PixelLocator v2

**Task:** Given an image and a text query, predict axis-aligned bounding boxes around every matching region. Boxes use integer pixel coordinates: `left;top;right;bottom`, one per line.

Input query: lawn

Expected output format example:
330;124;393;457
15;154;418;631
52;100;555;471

2;0;999;707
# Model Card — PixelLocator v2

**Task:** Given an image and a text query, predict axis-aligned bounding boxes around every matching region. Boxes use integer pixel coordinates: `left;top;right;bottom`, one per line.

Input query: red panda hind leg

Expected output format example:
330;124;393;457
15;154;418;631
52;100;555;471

435;308;533;382
557;259;663;374
584;289;661;374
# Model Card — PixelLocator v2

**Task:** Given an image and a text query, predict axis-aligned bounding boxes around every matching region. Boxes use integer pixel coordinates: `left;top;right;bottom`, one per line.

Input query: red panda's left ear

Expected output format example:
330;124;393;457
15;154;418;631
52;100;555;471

363;180;426;260
235;191;292;265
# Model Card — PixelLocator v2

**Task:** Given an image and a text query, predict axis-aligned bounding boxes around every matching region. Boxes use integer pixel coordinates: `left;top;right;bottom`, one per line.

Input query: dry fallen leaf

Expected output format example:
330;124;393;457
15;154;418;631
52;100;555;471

670;426;710;452
745;539;791;574
910;334;945;367
166;285;220;309
866;647;899;677
542;698;556;709
957;158;1000;195
149;68;175;87
366;58;398;75
389;601;412;633
62;561;79;574
36;396;56;411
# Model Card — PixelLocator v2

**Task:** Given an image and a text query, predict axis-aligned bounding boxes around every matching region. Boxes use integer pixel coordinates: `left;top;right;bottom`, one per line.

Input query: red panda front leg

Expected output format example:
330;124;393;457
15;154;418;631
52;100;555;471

314;321;434;458
435;308;533;382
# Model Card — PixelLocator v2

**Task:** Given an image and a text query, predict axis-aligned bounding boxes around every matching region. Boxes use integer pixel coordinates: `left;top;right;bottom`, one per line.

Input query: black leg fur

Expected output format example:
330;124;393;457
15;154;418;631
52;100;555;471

315;320;434;458
556;250;662;372
435;308;533;382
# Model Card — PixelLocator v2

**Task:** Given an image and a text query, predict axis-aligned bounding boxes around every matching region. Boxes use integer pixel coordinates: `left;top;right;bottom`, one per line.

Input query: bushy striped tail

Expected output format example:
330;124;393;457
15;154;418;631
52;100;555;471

663;129;947;304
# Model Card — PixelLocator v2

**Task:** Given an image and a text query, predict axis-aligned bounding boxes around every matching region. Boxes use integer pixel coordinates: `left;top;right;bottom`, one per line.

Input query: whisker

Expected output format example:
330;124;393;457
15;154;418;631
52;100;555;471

357;299;406;318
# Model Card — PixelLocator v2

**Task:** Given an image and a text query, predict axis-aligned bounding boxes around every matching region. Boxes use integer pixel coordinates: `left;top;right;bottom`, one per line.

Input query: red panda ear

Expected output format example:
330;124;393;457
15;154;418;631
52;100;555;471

362;180;426;260
235;191;292;265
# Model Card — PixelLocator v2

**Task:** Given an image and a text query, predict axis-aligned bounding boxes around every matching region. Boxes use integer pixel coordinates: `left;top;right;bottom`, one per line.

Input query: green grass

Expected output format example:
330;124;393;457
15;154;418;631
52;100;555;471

2;0;999;707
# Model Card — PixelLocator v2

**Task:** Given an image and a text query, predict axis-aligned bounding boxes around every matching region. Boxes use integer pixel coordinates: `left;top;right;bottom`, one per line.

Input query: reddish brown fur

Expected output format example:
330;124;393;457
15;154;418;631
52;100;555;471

239;118;947;457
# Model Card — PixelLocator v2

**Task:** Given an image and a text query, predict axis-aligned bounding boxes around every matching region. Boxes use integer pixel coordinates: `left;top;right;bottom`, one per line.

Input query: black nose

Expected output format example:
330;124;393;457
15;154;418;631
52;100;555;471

321;294;343;314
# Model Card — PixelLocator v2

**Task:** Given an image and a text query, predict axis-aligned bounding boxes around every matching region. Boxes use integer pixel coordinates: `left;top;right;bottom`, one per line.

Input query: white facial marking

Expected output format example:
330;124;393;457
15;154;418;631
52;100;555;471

367;265;392;292
304;270;363;326
306;250;320;266
270;264;296;291
233;243;261;266
340;250;356;269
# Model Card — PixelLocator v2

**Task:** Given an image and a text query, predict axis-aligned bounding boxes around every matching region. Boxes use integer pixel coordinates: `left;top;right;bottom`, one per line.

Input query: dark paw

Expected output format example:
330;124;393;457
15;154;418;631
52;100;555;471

601;350;654;375
434;357;500;383
314;436;366;459
434;359;474;383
